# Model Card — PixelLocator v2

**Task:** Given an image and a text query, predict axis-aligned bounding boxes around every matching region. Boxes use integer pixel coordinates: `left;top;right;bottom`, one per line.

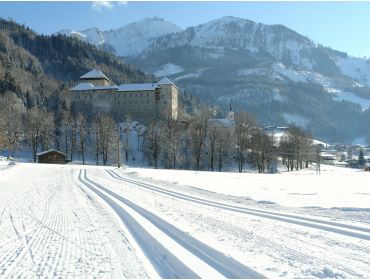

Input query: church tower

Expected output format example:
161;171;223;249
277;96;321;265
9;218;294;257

227;103;234;121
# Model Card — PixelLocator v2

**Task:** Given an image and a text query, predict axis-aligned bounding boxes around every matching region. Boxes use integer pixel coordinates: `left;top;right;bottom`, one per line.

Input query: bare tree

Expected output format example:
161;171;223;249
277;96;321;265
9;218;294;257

61;111;71;156
77;114;89;165
39;112;55;151
189;110;209;170
206;126;218;171
98;114;116;166
0;94;24;157
144;120;162;169
234;112;256;172
123;114;132;163
250;129;275;173
92;115;101;165
70;115;77;162
25;108;45;162
279;126;313;171
215;128;232;172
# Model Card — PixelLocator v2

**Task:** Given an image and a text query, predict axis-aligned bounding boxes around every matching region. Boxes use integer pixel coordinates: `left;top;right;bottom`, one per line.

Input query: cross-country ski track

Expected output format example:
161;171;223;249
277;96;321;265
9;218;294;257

79;169;265;279
106;169;370;241
0;163;369;278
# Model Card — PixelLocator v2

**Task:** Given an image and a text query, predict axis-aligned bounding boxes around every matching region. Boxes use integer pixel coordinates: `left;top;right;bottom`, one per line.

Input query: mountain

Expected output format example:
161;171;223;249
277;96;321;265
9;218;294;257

56;17;182;57
129;16;370;143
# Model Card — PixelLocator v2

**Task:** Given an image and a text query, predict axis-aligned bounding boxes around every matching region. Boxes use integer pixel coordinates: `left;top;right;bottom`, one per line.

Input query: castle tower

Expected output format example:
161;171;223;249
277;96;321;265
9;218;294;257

79;69;111;86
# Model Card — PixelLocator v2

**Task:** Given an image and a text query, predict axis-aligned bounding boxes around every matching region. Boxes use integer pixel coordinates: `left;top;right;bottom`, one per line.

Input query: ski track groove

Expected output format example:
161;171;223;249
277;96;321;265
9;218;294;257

82;169;266;279
78;169;202;279
107;169;370;241
104;169;369;278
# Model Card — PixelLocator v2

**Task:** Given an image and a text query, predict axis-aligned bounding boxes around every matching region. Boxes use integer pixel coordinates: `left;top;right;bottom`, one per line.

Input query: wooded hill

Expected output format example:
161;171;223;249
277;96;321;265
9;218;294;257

0;18;152;111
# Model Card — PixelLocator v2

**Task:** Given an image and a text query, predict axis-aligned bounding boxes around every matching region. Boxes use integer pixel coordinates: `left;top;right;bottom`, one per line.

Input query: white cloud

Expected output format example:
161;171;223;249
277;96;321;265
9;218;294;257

117;1;128;6
91;1;128;12
92;1;114;12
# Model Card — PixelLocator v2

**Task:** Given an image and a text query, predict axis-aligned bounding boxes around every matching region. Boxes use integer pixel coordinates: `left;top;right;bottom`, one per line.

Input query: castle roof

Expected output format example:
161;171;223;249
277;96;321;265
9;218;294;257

117;83;159;92
70;83;118;91
157;77;176;86
80;69;110;81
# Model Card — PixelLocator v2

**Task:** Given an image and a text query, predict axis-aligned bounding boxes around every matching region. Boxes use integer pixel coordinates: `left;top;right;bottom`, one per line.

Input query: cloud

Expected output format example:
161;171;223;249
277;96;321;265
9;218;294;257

91;1;127;12
117;1;128;6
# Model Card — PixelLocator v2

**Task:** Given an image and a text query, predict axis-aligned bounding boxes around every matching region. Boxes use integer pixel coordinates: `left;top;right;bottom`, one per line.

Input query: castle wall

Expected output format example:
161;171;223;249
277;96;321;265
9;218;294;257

69;78;179;122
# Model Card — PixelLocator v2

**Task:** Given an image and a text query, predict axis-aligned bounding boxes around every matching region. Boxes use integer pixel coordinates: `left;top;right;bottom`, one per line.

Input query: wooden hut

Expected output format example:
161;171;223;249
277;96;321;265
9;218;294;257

37;149;68;164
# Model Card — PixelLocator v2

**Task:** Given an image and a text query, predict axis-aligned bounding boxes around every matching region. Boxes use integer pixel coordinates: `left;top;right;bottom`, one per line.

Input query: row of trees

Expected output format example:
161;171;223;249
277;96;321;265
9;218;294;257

1;92;320;173
143;110;320;173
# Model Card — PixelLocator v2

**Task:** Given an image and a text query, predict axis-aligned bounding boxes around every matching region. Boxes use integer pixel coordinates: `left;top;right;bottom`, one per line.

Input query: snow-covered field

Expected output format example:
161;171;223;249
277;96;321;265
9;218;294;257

0;162;369;278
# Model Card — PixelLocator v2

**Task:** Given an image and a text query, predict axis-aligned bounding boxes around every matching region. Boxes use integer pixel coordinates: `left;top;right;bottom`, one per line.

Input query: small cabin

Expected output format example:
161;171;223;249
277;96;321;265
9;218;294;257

37;149;68;164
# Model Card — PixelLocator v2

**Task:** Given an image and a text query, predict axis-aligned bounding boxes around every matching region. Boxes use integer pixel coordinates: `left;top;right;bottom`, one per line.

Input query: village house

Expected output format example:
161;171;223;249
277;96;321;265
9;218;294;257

69;69;179;122
37;149;68;164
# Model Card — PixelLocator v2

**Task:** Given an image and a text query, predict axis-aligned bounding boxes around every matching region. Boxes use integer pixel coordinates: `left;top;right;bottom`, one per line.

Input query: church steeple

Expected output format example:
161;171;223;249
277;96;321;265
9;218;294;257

227;103;234;121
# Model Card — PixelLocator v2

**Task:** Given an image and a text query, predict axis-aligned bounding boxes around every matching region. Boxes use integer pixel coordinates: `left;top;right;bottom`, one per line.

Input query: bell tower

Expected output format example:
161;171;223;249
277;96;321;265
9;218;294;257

227;103;234;121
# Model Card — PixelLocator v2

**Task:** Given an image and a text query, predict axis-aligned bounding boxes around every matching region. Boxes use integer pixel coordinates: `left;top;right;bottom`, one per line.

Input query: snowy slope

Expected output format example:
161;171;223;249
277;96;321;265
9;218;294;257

1;163;369;278
336;56;370;86
56;17;182;57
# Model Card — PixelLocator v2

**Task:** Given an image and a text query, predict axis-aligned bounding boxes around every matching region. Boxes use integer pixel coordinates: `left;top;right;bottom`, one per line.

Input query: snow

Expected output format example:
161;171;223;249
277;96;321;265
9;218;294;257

56;18;182;57
117;83;158;92
334;91;370;111
272;63;331;86
36;149;66;156
336;56;370;86
283;112;309;127
70;83;118;91
237;68;268;76
80;69;109;80
173;70;204;82
70;82;95;91
1;163;369;278
127;165;370;209
157;77;176;86
153;63;184;77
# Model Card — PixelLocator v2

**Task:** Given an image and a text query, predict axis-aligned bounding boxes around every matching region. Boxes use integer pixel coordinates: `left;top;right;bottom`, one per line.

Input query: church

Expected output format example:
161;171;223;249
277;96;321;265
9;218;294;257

69;69;179;121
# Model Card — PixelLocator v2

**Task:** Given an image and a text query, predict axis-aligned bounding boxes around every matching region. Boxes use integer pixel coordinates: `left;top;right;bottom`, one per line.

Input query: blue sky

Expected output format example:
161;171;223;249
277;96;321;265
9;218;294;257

0;1;369;58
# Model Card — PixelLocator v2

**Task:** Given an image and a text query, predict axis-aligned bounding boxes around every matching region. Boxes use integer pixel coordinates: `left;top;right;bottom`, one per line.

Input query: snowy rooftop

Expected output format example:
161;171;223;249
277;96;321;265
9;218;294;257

36;149;67;157
80;69;110;81
117;83;159;92
70;76;177;92
208;118;235;128
70;83;118;91
157;77;177;87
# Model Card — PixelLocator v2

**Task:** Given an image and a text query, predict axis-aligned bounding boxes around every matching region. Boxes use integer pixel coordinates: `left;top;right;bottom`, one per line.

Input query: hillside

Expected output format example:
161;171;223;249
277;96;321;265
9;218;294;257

129;16;370;143
0;18;153;112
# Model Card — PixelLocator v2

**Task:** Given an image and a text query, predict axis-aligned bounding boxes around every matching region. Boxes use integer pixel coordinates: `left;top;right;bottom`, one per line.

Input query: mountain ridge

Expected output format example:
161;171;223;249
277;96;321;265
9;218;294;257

56;16;182;57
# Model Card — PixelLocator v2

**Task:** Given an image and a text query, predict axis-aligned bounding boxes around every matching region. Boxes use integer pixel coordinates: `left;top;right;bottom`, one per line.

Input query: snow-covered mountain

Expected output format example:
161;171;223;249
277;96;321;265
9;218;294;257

56;16;370;143
55;17;182;57
130;16;370;143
